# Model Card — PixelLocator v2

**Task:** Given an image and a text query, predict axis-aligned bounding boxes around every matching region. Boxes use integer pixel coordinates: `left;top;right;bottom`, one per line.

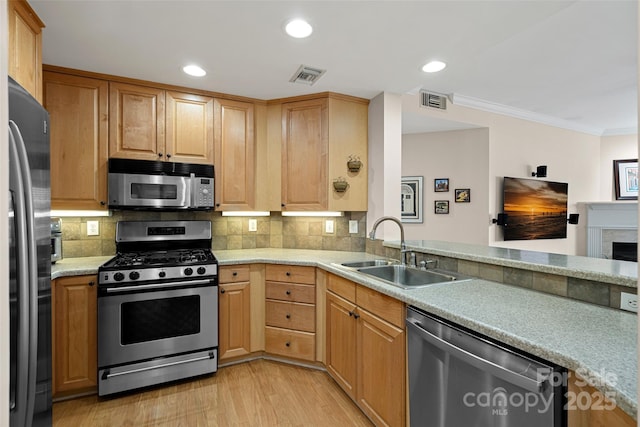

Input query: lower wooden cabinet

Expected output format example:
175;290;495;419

218;265;252;360
567;370;635;427
52;275;97;398
326;273;406;427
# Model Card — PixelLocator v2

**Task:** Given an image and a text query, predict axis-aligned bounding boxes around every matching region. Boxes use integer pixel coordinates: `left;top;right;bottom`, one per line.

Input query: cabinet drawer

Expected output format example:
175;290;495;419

265;282;315;304
265;326;315;361
266;300;315;332
219;265;250;283
327;274;356;302
265;264;315;285
356;285;405;329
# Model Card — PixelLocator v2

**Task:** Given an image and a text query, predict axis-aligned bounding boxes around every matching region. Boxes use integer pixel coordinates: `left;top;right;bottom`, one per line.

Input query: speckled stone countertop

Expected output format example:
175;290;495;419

52;249;637;419
395;240;638;288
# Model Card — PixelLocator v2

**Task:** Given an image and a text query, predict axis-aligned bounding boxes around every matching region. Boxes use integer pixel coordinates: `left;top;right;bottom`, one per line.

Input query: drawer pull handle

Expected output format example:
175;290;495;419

88;281;95;287
285;341;291;347
286;290;291;295
232;272;238;276
286;314;291;319
286;272;291;276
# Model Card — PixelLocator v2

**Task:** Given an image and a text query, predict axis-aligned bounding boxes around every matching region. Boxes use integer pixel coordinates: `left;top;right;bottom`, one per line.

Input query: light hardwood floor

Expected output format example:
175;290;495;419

53;359;373;426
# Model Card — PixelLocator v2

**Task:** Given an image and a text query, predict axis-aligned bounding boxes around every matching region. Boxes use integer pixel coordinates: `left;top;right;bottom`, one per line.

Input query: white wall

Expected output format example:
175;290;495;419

1;0;10;425
402;128;490;244
600;134;638;200
401;94;607;255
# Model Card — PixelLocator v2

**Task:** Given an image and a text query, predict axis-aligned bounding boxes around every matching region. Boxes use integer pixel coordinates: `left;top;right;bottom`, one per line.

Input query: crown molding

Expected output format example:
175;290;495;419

451;94;607;136
601;127;638;136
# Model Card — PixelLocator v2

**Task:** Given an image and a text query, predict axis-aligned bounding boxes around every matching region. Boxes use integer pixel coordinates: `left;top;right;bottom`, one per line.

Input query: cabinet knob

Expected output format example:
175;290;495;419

285;341;291;347
88;281;95;286
348;311;354;317
286;272;291;276
100;201;106;206
216;203;220;207
166;154;172;159
286;314;291;319
220;288;226;294
353;313;360;319
286;290;291;295
232;271;238;276
158;153;163;157
281;203;285;207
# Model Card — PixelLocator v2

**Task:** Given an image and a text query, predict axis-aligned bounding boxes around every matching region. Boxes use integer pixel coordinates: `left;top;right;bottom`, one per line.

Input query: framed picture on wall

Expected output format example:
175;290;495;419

401;176;423;223
434;178;449;192
455;188;471;203
434;200;449;214
614;159;638;200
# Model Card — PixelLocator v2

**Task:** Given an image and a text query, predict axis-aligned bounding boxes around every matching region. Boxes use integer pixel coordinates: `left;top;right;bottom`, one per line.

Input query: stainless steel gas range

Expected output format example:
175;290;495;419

97;220;218;396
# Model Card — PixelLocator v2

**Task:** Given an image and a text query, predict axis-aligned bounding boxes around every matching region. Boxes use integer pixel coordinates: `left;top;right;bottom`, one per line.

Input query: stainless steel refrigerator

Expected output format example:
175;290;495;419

9;76;52;427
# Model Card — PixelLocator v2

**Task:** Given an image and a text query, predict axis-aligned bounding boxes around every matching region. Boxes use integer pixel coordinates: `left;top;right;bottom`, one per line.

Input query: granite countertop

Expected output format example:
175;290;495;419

52;248;638;419
397;240;638;288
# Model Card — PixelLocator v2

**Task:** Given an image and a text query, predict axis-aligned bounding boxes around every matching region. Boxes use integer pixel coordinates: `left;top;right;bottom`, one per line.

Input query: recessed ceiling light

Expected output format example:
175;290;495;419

183;64;206;77
285;19;313;38
422;61;447;73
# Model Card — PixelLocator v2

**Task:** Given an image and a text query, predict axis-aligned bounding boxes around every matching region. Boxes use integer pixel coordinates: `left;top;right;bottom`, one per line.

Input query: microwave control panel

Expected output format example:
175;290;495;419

194;178;214;208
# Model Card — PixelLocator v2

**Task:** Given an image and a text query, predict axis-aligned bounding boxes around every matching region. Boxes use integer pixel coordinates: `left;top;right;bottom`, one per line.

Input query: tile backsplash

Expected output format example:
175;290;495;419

59;211;367;258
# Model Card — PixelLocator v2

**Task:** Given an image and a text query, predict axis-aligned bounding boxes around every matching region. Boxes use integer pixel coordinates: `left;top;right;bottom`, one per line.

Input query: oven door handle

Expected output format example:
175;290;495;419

103;278;215;293
102;351;216;380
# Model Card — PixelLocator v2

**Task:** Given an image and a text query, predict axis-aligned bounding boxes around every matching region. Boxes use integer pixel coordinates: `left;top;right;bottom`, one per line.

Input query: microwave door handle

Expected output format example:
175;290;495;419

8;125;34;427
189;173;196;207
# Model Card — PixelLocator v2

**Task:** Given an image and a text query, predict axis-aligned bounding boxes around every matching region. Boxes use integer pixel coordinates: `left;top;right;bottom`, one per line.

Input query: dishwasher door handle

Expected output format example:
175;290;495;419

406;318;548;394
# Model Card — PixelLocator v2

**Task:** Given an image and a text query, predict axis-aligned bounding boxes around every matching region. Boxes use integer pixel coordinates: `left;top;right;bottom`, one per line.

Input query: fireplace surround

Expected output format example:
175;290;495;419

578;202;637;259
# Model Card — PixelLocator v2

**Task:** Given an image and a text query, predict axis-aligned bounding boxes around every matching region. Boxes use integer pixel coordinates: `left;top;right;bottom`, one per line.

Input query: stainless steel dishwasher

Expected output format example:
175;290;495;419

406;306;566;427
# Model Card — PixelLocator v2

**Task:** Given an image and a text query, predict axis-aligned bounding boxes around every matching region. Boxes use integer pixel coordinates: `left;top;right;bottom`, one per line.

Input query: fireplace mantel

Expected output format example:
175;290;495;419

578;202;637;258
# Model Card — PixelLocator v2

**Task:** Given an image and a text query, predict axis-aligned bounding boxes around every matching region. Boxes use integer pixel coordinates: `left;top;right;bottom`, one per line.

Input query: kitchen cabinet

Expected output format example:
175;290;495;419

52;275;97;398
265;264;316;361
44;70;109;210
218;265;252;360
326;273;405;427
567;370;635;427
280;94;368;212
214;98;256;210
8;0;44;103
109;82;214;164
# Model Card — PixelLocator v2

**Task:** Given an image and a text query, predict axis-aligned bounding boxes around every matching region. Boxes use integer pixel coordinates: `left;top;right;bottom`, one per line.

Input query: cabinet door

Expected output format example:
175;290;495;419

52;275;97;397
214;98;255;210
281;98;328;210
325;291;357;399
8;0;44;103
109;82;165;161
218;282;251;360
44;71;109;210
357;308;406;427
166;91;214;164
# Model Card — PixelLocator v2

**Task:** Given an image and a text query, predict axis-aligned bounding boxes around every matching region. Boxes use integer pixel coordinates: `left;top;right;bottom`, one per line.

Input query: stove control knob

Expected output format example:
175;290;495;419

197;267;206;275
184;267;193;276
129;271;140;280
159;271;166;278
114;272;125;282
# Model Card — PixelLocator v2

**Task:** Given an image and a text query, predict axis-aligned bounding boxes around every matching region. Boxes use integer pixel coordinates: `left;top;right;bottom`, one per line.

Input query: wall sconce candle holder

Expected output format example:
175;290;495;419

333;177;349;193
347;155;362;173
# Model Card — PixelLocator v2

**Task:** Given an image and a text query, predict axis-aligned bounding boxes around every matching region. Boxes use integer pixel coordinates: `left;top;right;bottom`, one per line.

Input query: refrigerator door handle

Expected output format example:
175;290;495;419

9;120;39;427
8;127;29;427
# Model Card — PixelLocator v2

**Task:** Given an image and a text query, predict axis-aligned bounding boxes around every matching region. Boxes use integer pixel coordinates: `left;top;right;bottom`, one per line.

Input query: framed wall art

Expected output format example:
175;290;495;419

455;188;470;203
401;176;423;223
434;178;449;192
434;200;449;214
614;159;638;200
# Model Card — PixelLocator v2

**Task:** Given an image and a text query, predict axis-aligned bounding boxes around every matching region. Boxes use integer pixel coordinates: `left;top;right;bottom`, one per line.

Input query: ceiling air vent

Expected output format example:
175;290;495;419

289;65;326;85
420;90;447;110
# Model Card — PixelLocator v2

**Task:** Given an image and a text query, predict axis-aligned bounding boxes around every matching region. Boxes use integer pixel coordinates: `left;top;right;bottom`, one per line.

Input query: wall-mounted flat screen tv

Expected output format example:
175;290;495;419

503;177;568;241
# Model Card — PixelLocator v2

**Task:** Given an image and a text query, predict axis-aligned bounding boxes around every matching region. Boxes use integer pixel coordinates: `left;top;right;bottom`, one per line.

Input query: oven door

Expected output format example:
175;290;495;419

98;281;217;368
108;173;191;209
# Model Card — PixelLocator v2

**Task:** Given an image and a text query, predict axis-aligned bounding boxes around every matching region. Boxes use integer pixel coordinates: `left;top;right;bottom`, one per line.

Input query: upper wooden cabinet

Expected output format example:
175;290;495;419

8;0;44;103
44;71;109;210
280;94;368;212
214;98;255;210
109;82;214;165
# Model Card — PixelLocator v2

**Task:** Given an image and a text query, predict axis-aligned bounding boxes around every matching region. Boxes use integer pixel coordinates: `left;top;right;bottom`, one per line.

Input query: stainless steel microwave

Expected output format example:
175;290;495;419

108;159;214;210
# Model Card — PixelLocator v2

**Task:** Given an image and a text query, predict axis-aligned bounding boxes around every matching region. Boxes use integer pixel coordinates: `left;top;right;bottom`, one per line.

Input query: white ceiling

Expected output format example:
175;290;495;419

31;0;637;136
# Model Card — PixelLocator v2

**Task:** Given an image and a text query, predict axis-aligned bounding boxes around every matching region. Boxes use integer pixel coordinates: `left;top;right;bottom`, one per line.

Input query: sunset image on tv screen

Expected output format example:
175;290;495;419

503;177;568;241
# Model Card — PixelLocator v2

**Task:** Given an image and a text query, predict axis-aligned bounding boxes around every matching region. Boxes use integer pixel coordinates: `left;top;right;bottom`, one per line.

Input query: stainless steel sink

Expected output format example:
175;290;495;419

355;265;470;289
340;259;397;268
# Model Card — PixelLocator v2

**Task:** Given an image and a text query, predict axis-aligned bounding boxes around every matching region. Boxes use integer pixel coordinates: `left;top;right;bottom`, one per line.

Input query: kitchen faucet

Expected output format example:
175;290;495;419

368;216;413;266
